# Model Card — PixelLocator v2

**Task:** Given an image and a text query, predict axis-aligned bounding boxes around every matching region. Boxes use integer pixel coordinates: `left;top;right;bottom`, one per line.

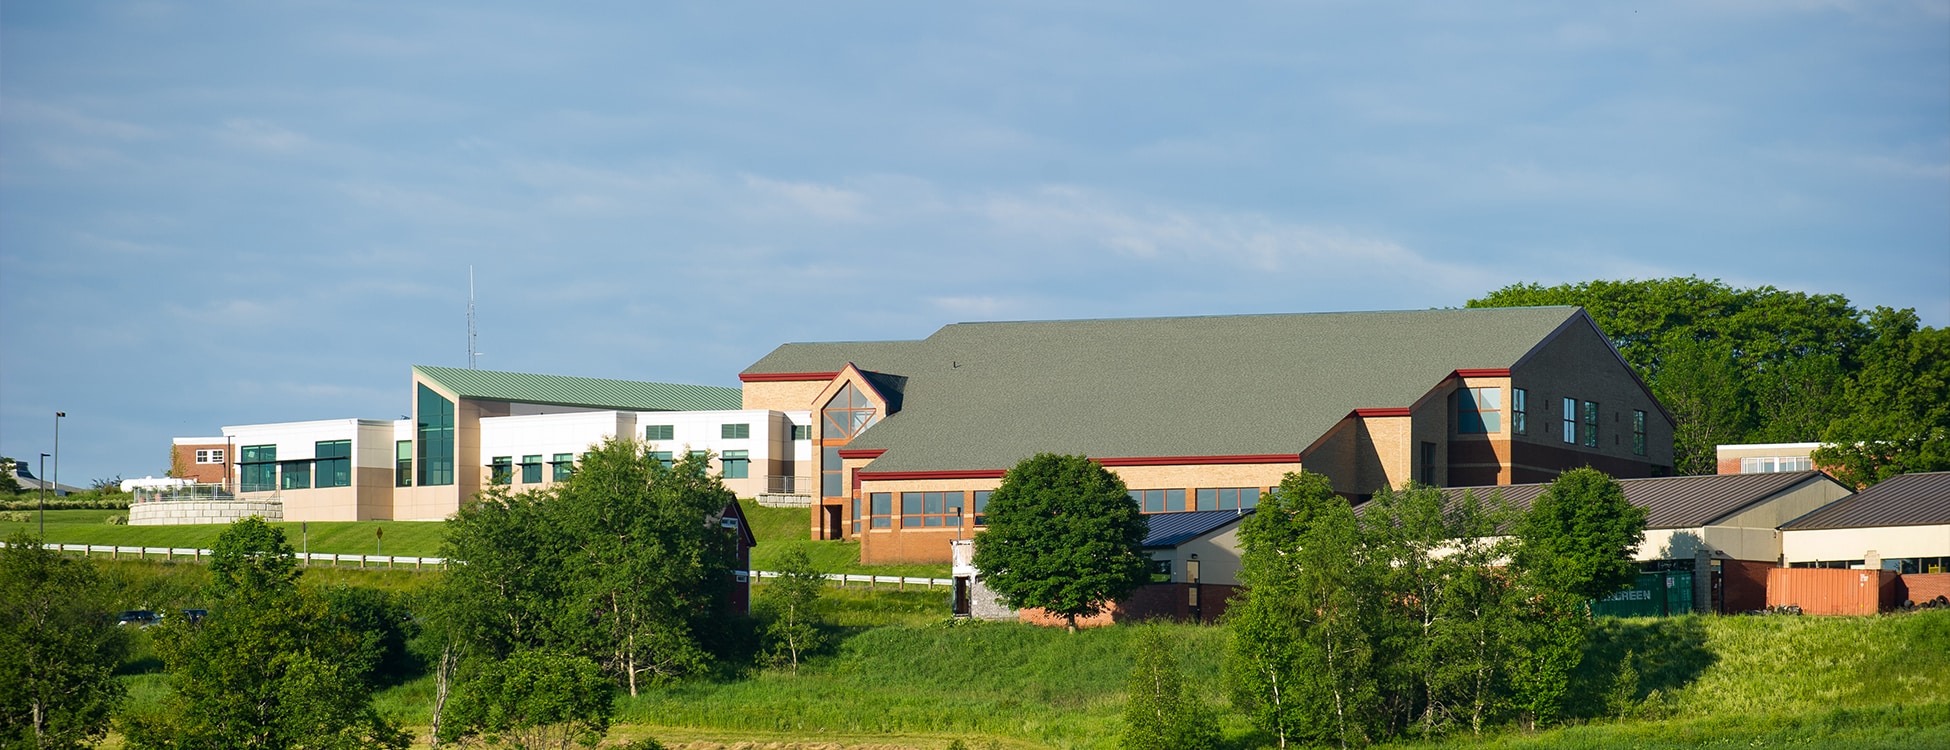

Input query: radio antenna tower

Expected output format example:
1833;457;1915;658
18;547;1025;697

467;266;479;369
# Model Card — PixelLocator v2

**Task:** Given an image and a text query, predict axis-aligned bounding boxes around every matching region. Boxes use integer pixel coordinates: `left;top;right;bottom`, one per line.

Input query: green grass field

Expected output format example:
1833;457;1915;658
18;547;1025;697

6;502;952;578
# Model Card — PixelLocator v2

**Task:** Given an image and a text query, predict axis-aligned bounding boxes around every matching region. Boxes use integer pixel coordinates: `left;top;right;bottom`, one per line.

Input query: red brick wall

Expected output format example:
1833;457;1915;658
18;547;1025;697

1898;573;1950;606
172;444;228;484
1716;458;1741;475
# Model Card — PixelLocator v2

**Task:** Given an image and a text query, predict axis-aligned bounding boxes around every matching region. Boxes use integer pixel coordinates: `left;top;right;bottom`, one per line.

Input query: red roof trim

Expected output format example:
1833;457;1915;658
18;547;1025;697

1451;368;1511;379
836;448;887;459
857;469;1008;481
738;371;842;383
1352;407;1412;418
1093;454;1300;467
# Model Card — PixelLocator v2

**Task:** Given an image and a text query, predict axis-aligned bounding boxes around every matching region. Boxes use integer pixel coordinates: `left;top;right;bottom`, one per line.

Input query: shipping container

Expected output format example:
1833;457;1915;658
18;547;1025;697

1591;570;1695;617
1765;567;1898;615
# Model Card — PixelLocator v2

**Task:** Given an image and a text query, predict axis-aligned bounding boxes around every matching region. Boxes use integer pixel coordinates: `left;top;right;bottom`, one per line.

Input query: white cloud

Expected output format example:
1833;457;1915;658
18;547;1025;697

740;175;871;223
219;119;313;152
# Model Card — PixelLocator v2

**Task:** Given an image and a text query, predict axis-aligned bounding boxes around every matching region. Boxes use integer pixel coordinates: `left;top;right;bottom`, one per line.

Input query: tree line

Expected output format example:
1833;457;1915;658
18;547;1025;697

1470;277;1948;485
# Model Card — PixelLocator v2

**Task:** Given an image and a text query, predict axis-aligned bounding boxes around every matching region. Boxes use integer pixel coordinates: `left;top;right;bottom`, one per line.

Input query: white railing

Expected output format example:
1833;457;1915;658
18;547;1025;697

4;541;953;588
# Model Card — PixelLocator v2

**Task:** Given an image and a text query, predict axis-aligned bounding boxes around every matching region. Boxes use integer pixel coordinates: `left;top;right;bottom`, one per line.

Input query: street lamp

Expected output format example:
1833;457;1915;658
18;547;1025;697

53;411;65;500
38;453;50;537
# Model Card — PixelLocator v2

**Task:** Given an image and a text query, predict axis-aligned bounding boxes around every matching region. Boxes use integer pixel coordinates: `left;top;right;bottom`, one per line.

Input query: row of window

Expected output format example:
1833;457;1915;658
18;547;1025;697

1132;487;1263;513
488;453;577;486
644;423;811;442
237;441;350;492
1742;456;1813;474
1458;387;1648;456
194;449;225;464
842;486;1262;534
1791;558;1949;574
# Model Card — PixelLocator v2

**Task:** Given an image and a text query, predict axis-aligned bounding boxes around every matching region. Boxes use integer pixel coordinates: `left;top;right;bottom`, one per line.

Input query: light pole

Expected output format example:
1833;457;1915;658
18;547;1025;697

53;411;65;500
38;453;50;537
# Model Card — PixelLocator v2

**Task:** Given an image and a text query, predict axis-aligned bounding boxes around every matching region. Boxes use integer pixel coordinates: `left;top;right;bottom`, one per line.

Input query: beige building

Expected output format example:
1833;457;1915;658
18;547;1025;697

1782;471;1950;574
742;307;1677;564
165;365;808;523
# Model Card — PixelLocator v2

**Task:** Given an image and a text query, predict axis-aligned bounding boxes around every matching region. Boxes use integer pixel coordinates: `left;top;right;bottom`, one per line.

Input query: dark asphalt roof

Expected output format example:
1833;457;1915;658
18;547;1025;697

1782;471;1950;530
1440;471;1844;529
1142;508;1257;548
744;307;1587;472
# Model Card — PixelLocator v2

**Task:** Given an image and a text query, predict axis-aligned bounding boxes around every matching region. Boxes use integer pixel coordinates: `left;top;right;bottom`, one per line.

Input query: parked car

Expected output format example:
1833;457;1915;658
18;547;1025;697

116;610;159;627
180;608;209;625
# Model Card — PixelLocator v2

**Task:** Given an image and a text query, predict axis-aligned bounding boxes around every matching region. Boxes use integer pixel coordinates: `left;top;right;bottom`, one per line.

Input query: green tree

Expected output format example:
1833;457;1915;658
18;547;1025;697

1471;277;1877;468
1814;307;1950;487
1226;472;1380;749
0;458;22;495
757;547;828;674
971;453;1151;632
1120;627;1219;750
0;533;129;750
126;518;408;750
1512;468;1647;602
439;649;614;750
1503;469;1644;729
1651;340;1755;475
554;440;738;694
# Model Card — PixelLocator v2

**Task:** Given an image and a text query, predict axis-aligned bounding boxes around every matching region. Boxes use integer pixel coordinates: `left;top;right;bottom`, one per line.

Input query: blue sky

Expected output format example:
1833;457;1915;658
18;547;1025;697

3;1;1946;484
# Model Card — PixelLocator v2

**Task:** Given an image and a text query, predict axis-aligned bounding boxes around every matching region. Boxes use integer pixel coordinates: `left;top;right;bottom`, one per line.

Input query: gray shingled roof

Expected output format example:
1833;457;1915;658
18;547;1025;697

1439;471;1844;529
1143;509;1257;548
415;365;742;412
1782;472;1950;530
744;307;1586;473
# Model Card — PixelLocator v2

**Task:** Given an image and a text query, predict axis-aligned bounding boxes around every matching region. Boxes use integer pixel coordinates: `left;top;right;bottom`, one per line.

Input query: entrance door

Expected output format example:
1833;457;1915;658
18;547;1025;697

824;505;843;540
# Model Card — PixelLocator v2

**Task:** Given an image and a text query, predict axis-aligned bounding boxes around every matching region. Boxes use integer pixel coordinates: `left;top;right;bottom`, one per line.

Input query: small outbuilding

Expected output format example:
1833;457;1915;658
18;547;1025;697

1780;471;1950;607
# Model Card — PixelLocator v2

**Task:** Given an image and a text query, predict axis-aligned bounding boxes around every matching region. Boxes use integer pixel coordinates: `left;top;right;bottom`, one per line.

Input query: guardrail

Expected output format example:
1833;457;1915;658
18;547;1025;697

8;542;953;589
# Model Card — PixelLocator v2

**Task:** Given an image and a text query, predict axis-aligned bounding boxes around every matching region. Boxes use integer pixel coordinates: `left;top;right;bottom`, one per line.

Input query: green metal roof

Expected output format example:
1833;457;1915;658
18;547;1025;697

414;365;742;412
744;307;1589;473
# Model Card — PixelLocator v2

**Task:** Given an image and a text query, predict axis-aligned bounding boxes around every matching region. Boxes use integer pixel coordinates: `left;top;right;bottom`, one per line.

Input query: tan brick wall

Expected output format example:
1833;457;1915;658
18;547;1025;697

743;379;831;411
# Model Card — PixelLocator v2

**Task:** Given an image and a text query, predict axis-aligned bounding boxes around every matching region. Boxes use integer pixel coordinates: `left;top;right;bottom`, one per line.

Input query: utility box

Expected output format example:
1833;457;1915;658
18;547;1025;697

1592;570;1696;617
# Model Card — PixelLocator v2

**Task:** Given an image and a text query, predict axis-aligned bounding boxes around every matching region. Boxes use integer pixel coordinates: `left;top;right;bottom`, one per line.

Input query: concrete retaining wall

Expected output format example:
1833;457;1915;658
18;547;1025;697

131;500;283;526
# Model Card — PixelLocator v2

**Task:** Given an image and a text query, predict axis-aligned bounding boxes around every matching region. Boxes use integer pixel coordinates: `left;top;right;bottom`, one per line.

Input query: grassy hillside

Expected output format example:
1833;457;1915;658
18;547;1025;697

1;509;447;557
742;500;952;578
603;611;1950;749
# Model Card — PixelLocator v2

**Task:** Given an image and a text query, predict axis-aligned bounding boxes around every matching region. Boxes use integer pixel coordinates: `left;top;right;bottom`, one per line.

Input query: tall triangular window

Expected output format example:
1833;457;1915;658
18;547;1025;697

821;383;877;440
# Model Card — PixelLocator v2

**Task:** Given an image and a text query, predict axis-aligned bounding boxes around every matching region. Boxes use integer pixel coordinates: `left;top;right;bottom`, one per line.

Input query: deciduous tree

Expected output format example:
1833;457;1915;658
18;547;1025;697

0;533;129;750
757;547;828;674
439;649;614;750
971;453;1150;632
1814;307;1950;487
1120;627;1218;750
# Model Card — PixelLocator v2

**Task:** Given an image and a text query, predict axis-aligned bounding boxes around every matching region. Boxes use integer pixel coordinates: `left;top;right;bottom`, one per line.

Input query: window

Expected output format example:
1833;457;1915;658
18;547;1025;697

851;497;861;535
821;446;843;499
1513;389;1528;435
280;460;311;490
792;425;810;440
1130;489;1186;513
490;456;513;486
821;383;877;440
1561;397;1577;443
973;491;992;526
240;445;277;492
520;455;543;484
721;450;749;479
195;449;225;464
722;423;750;440
1458;387;1501;433
552;453;574;481
1420;442;1438;486
648;451;674;469
396;441;412;487
1633;411;1647;456
645;424;674;441
417;385;455;486
315;440;351;488
870;492;893;528
1196;487;1259;511
1741;456;1813;474
1583;401;1600;447
900;491;965;528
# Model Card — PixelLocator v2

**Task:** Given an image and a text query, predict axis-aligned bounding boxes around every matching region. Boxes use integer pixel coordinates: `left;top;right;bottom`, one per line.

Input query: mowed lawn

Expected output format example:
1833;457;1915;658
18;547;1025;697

1;509;448;557
6;502;951;578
